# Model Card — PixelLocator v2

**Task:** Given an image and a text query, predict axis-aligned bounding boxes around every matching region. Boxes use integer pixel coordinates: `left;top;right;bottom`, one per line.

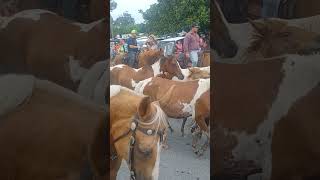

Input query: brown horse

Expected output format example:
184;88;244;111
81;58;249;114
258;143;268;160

110;55;184;89
212;54;320;179
212;0;320;64
111;52;128;66
138;49;164;68
0;9;107;91
199;51;211;67
0;74;106;180
134;77;210;155
244;18;320;61
110;85;171;180
192;89;210;155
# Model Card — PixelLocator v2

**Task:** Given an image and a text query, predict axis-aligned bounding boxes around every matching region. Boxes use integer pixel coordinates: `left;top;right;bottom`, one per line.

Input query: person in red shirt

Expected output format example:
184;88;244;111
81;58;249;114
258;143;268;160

183;23;200;67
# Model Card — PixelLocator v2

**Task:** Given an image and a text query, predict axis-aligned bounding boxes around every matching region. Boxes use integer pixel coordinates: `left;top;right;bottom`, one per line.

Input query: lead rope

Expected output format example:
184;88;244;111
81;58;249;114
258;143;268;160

128;120;138;180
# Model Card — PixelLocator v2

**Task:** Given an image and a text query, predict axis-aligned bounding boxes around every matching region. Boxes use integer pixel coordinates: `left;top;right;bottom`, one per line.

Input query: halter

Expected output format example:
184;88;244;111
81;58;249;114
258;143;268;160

111;113;166;180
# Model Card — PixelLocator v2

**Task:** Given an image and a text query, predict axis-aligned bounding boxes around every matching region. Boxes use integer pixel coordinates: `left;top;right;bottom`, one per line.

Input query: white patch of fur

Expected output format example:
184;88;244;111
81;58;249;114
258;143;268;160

68;56;89;83
151;60;161;76
72;18;105;32
0;74;35;116
77;61;106;102
190;79;210;120
134;77;153;94
110;64;126;71
1;9;55;29
152;141;161;180
110;85;144;97
181;102;193;114
231;54;320;180
131;79;138;89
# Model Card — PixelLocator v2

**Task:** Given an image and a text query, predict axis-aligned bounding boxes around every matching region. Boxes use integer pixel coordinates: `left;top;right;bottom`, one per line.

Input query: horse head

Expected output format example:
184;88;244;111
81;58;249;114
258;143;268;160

160;55;184;80
247;18;320;59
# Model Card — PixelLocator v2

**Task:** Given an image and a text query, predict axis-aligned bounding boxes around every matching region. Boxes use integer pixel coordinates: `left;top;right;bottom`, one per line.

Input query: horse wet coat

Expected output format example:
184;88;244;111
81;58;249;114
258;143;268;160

212;54;320;179
0;74;106;180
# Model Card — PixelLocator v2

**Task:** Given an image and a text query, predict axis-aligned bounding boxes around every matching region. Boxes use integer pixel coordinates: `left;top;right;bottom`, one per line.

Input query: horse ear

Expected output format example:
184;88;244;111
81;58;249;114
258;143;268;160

248;18;266;35
137;96;152;118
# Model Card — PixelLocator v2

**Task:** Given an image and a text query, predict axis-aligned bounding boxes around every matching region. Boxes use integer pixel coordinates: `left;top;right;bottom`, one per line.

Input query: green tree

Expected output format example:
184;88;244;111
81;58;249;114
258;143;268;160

112;12;137;36
140;0;209;35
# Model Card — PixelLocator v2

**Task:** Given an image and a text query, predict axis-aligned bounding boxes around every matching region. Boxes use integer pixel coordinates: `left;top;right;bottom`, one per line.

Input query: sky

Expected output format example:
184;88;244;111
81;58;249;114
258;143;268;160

110;0;158;24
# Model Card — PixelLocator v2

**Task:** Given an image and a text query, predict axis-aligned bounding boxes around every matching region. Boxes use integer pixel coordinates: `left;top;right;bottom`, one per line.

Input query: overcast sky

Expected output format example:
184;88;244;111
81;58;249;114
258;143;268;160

111;0;158;24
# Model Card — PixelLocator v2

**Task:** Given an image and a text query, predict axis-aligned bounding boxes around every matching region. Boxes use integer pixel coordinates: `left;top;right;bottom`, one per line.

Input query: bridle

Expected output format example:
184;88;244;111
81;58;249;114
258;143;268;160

111;113;166;180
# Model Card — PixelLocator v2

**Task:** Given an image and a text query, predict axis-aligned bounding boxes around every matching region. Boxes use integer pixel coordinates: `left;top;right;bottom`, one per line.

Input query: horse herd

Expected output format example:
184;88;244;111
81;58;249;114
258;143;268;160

1;0;320;179
110;46;211;179
212;0;320;179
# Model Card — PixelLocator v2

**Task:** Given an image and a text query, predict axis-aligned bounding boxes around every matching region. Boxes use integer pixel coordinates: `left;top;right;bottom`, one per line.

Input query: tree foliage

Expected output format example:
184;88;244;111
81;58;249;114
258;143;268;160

140;0;209;35
112;12;137;36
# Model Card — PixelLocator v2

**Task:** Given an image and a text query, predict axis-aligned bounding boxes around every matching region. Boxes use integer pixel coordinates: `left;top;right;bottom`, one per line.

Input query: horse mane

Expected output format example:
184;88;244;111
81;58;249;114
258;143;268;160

247;19;288;54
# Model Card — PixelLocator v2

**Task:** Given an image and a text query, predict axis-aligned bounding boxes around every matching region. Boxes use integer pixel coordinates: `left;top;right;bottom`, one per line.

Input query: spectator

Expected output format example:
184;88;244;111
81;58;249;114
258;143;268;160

127;29;139;68
183;23;201;67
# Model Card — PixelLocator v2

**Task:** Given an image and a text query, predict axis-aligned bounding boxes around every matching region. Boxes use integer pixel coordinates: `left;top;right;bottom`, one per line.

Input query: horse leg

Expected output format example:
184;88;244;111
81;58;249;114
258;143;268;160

181;117;187;137
166;118;174;133
191;126;202;154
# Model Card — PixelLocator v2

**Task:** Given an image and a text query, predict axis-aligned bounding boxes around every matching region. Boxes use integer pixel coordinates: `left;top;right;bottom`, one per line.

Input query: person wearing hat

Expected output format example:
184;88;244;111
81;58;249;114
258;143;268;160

126;29;139;67
183;23;201;67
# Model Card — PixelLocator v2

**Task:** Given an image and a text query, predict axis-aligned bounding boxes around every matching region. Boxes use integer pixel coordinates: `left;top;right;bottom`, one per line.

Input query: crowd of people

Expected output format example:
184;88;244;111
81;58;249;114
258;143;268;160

111;23;209;68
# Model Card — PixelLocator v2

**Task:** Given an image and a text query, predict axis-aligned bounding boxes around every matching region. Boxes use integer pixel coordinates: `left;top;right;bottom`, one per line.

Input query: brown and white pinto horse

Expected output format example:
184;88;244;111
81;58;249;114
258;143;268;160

212;0;320;64
0;9;107;91
110;85;170;180
110;55;184;89
199;50;210;67
138;49;164;68
134;77;210;155
244;19;320;61
0;74;106;180
212;54;320;179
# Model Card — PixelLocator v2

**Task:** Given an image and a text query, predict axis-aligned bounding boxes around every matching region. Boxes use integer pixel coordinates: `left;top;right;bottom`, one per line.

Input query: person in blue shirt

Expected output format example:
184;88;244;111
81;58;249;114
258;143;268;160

127;30;139;68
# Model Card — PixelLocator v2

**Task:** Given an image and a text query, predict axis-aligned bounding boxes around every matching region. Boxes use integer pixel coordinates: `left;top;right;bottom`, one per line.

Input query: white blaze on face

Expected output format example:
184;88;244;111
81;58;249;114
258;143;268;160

231;54;320;180
151;60;161;76
152;141;161;180
1;9;55;29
